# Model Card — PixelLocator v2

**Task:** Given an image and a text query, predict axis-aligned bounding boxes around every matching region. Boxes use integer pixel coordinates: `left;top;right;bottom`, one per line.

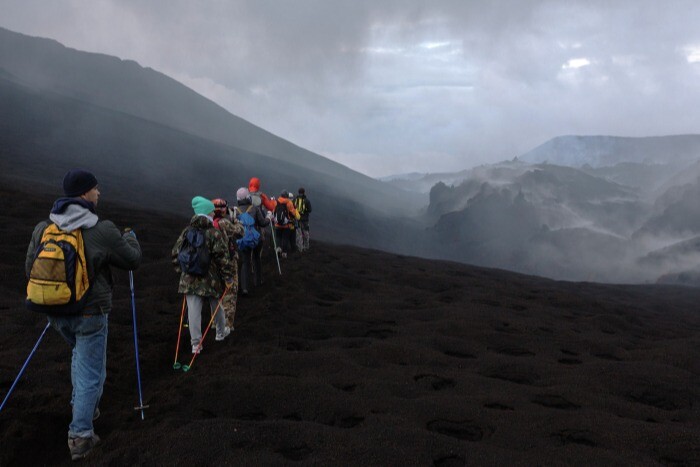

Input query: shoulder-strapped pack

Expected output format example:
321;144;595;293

177;227;211;276
294;196;306;215
294;197;308;215
26;223;90;315
236;206;261;250
274;201;291;226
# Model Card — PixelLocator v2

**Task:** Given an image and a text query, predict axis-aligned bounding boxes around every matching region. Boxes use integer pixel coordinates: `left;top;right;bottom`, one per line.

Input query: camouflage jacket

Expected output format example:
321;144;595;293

214;215;244;261
172;215;233;297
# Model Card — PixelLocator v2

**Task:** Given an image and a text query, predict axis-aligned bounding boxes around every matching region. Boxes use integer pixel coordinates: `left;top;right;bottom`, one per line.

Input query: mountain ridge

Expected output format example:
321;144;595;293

520;134;700;168
0;26;414;214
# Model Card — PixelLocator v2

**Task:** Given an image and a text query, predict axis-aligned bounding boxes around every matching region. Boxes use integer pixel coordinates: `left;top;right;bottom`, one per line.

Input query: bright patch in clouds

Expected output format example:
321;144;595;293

562;58;591;69
685;45;700;63
420;41;451;50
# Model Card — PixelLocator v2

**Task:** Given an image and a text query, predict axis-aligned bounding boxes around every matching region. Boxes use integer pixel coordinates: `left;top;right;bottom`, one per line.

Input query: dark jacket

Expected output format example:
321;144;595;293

25;198;142;315
294;194;312;222
235;198;270;231
172;214;234;297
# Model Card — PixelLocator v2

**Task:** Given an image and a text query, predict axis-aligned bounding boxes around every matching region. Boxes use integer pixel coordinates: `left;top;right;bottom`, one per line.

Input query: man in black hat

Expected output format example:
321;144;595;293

25;169;141;461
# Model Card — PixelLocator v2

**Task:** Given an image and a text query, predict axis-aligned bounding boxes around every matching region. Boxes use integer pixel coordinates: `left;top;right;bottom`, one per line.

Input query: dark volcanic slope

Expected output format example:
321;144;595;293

1;185;699;466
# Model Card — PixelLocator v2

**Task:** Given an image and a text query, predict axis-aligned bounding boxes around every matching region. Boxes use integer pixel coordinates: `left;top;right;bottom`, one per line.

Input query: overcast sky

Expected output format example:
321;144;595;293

2;1;700;177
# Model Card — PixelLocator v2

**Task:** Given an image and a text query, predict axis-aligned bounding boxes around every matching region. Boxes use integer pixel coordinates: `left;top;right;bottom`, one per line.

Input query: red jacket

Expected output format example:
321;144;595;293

248;177;275;211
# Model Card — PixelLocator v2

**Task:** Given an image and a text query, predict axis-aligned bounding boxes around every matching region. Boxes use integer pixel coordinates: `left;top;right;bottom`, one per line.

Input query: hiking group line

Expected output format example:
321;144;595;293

2;169;313;462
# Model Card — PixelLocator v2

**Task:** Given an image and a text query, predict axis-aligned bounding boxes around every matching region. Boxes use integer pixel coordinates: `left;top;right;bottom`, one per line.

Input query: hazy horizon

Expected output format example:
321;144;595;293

2;1;700;177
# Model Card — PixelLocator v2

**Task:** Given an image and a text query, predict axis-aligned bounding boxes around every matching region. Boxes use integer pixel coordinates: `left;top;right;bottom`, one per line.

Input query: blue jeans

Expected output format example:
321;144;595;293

48;313;108;439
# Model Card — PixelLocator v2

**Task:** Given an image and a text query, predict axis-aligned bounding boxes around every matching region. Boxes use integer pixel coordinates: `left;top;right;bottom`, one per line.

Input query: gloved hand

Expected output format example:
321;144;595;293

123;227;137;239
266;210;274;220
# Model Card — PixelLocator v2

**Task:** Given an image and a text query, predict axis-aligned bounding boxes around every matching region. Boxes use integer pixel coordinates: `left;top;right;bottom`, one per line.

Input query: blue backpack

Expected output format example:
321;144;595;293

178;227;211;276
236;210;261;251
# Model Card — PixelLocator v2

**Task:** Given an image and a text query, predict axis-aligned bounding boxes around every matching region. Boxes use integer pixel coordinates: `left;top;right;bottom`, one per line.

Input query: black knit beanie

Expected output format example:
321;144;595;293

63;169;98;197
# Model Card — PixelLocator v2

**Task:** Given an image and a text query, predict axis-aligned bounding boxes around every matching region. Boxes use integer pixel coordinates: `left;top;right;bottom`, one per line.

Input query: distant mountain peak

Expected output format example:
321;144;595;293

520;134;700;168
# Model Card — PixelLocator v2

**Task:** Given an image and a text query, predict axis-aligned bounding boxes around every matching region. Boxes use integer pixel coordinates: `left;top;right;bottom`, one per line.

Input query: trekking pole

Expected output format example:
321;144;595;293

269;224;282;275
182;286;230;372
173;296;187;370
0;322;51;414
129;271;149;419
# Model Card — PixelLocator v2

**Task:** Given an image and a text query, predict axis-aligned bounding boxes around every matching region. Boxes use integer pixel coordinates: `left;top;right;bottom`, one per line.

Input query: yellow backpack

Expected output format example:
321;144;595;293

294;196;308;215
26;224;90;314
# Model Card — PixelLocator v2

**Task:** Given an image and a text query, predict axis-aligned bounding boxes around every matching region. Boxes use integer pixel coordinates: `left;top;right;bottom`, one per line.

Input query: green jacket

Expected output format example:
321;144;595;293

172;215;234;297
26;211;142;315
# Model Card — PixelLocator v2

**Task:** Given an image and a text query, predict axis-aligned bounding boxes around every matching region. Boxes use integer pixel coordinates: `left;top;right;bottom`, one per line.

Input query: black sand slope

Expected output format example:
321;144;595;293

1;185;699;466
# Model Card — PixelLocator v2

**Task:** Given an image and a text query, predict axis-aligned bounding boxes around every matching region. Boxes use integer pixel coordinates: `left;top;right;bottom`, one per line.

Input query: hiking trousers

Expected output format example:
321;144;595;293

49;313;108;439
240;243;264;292
276;227;295;254
186;294;226;346
240;248;252;292
298;220;310;251
222;274;238;327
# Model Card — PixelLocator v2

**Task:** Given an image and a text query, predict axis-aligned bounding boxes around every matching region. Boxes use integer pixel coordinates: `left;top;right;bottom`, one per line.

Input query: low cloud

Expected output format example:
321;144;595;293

2;0;699;176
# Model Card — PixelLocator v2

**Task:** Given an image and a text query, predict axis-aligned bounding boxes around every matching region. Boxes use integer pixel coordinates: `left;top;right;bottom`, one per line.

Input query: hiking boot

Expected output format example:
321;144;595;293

68;434;100;461
192;345;202;354
215;326;231;341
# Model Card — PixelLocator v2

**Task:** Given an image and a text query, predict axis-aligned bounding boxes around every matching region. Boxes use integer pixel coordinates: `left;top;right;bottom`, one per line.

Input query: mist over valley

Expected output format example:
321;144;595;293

386;136;700;284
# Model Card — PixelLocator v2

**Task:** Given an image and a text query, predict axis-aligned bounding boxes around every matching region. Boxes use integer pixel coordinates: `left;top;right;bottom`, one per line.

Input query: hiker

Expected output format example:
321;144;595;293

293;187;312;252
273;190;300;258
247;177;275;256
172;196;234;355
248;177;276;212
211;198;243;328
234;187;270;294
25;169;141;461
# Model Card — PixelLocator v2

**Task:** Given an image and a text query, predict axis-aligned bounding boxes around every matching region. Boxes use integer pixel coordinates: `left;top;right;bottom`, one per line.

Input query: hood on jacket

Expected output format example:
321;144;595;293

190;214;214;228
248;177;261;193
49;198;98;231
